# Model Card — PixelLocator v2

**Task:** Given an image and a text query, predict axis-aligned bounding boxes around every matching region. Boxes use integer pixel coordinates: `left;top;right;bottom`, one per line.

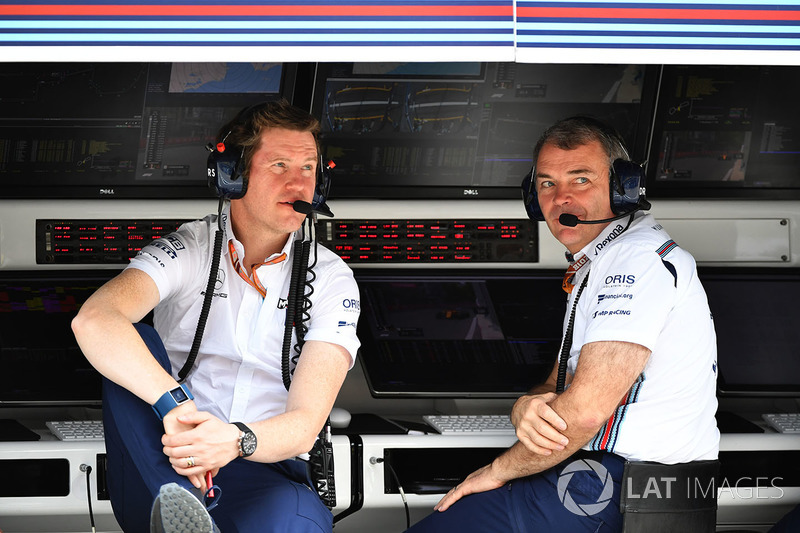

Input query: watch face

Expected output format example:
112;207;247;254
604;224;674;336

242;432;257;455
171;387;189;403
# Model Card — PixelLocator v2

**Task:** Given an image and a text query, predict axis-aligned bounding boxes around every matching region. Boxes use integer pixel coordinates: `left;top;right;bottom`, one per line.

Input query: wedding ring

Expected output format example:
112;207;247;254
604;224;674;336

186;456;195;468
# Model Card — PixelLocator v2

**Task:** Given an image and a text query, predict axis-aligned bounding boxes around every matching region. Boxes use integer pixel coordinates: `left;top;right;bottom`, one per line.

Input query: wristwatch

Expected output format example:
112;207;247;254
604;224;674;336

233;421;257;457
151;384;194;420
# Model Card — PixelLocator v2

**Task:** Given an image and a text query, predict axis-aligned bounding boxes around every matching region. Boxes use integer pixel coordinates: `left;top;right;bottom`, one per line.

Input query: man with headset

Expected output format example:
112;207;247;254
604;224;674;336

407;116;719;532
72;99;360;532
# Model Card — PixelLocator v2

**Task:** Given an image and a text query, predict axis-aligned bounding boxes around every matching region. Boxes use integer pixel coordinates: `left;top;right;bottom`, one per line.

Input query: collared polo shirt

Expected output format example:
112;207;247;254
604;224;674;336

564;212;719;464
127;204;361;424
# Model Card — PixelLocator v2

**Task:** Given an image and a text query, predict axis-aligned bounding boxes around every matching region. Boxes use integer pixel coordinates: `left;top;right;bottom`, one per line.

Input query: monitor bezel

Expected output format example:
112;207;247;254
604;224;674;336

644;64;800;201
699;267;800;398
353;268;566;399
0;62;301;200
312;62;660;201
0;269;122;407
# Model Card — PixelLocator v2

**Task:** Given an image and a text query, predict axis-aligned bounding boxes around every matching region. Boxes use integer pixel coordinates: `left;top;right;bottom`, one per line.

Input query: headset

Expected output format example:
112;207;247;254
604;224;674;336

206;102;333;216
520;117;650;223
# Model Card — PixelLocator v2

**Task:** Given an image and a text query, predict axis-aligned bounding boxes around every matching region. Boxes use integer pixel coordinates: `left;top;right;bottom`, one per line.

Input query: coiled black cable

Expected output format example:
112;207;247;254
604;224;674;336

290;239;313;373
279;221;336;509
281;236;308;390
556;273;589;394
179;197;225;382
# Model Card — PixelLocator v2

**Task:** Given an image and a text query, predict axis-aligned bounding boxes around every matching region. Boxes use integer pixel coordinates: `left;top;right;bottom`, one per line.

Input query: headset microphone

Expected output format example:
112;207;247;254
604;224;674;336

292;200;313;215
559;210;639;227
292;199;335;218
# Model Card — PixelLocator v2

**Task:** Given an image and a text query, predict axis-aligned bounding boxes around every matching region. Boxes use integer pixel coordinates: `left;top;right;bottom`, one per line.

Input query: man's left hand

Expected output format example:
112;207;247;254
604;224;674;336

434;463;506;512
162;411;240;481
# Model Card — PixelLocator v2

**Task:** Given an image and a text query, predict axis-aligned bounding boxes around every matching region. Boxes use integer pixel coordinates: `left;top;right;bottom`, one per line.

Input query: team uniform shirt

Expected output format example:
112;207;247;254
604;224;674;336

564;212;719;464
126;203;361;424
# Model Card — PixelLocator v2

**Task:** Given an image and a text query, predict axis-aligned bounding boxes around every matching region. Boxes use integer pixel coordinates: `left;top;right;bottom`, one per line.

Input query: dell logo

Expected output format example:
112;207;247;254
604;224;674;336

463;189;479;196
99;188;115;195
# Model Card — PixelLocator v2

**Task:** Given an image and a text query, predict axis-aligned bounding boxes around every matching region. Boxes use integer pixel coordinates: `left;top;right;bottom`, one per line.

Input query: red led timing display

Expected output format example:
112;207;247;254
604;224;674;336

36;218;538;265
36;219;186;264
318;219;537;263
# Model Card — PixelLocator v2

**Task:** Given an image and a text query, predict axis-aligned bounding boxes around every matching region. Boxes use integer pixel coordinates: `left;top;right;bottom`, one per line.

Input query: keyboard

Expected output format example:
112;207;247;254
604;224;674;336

762;413;800;434
46;420;105;441
423;414;516;436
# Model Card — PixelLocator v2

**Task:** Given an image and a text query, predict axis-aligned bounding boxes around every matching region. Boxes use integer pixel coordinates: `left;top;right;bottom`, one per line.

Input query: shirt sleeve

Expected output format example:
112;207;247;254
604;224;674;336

303;258;362;368
125;224;205;304
582;243;676;351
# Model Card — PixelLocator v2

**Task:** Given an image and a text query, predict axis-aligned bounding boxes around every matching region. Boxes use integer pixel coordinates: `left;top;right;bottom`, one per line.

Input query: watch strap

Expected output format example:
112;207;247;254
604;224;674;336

233;421;250;434
233;421;256;457
152;384;194;420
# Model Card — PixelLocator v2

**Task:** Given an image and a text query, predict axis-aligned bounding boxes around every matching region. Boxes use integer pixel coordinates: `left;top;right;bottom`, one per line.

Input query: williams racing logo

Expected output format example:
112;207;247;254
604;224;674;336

338;320;357;329
593;309;631;319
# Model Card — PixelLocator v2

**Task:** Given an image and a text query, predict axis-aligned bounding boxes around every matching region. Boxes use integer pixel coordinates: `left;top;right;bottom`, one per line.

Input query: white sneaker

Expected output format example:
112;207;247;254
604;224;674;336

150;482;218;533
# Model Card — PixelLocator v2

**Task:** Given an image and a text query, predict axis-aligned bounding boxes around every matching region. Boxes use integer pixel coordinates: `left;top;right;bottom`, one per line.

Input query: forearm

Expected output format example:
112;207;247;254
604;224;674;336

493;402;600;482
497;341;651;482
245;408;327;463
498;386;610;481
73;306;177;404
243;340;351;463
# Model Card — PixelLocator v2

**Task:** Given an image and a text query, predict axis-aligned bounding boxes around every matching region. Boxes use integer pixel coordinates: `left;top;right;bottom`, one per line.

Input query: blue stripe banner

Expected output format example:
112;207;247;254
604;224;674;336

516;1;800;64
1;1;799;63
0;1;516;61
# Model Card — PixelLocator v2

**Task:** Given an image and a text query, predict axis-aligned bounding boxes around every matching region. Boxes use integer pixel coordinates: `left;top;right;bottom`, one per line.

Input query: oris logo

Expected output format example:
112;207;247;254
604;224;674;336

343;298;360;311
99;188;115;195
605;274;636;285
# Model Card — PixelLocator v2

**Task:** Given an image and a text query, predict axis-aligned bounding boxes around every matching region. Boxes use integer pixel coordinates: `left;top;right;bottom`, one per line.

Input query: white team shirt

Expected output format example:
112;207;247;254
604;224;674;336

565;212;719;463
126;203;361;424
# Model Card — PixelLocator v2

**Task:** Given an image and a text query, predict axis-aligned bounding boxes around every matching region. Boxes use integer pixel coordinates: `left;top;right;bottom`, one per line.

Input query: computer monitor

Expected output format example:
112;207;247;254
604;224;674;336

311;62;658;200
646;65;800;199
699;268;800;397
0;270;122;406
0;62;298;199
354;270;567;398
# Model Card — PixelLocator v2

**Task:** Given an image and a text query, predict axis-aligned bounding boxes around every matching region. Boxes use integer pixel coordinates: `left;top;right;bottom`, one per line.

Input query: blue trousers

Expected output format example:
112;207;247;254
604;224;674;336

102;323;332;533
405;451;625;533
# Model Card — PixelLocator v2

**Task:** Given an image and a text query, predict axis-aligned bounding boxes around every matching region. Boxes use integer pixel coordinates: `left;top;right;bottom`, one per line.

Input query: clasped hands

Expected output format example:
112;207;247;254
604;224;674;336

161;404;241;491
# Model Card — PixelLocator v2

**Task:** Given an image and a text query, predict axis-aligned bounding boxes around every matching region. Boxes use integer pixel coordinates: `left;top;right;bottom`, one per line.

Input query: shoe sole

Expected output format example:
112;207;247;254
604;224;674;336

157;482;215;533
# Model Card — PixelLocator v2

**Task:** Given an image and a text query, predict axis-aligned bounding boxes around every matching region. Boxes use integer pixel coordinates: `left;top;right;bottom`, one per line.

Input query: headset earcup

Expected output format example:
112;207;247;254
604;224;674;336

207;147;247;200
311;158;334;217
610;159;645;214
313;164;332;210
521;170;545;222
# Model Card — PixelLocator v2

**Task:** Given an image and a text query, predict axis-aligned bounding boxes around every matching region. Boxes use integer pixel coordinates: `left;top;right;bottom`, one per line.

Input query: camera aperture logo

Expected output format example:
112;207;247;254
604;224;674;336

557;459;614;516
